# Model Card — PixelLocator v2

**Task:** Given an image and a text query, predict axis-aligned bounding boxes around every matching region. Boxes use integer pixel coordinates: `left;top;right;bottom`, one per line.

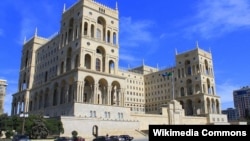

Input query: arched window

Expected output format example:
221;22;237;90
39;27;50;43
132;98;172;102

107;30;111;43
91;24;94;38
84;54;91;69
186;79;193;95
109;60;115;74
74;55;79;68
84;22;88;35
205;60;209;75
185;60;192;76
113;32;117;45
207;79;211;94
96;58;101;71
96;28;101;40
180;87;185;96
60;61;64;74
66;48;72;71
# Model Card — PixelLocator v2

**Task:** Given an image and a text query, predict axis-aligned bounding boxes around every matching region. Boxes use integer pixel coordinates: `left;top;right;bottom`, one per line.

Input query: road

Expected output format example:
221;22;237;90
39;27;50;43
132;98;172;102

133;136;149;141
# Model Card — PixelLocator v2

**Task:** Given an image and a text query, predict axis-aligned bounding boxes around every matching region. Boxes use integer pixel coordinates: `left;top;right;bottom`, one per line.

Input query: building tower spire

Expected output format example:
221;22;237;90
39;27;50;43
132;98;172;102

23;36;26;44
196;41;199;48
63;3;66;13
35;27;38;37
209;47;212;53
116;1;118;10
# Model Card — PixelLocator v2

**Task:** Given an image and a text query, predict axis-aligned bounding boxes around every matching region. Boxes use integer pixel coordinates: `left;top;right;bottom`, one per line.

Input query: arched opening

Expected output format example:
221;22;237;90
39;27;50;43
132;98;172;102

207;79;211;94
91;24;95;38
113;32;117;45
186;99;193;116
53;83;58;106
107;30;111;43
185;60;191;76
74;54;79;69
109;60;115;74
97;17;106;42
180;87;185;96
204;60;209;75
96;58;101;72
84;76;95;103
84;54;91;69
66;48;72;72
25;50;29;67
206;98;211;114
44;88;49;108
60;80;66;104
98;79;108;105
195;84;201;94
92;125;98;137
186;79;193;95
96;46;106;72
60;61;64;74
84;22;88;35
111;81;121;106
68;18;74;42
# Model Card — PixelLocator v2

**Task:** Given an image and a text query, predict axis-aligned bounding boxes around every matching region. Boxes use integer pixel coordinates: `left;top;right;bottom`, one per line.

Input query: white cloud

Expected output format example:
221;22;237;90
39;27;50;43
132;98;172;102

19;12;38;44
0;69;19;75
118;17;160;66
186;0;250;38
216;81;240;109
119;17;155;47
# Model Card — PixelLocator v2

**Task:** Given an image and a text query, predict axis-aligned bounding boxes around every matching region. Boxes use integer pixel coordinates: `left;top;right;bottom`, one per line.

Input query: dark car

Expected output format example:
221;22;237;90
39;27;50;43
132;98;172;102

118;135;133;141
109;135;125;141
12;134;30;141
54;136;73;141
92;136;109;141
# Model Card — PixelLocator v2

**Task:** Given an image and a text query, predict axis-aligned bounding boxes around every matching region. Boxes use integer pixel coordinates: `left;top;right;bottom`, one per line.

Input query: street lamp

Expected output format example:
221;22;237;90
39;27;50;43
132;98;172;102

20;112;28;135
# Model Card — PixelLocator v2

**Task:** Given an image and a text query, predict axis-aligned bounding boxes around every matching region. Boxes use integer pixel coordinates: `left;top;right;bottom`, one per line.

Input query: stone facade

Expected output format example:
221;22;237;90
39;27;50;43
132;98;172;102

11;0;228;138
0;79;7;115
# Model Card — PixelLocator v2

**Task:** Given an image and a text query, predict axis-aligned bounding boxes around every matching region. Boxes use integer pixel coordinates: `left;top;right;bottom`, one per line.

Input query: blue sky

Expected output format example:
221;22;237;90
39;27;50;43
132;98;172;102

1;0;250;115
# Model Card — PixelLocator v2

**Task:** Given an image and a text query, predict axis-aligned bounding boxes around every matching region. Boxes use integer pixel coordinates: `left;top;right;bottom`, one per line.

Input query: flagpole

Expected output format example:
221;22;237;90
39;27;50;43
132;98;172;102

171;68;174;101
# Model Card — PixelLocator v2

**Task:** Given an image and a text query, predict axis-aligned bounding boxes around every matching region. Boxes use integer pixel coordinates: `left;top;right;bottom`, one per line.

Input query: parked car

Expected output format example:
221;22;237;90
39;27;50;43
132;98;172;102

12;134;30;141
118;135;133;141
109;135;125;141
92;136;109;141
54;136;73;141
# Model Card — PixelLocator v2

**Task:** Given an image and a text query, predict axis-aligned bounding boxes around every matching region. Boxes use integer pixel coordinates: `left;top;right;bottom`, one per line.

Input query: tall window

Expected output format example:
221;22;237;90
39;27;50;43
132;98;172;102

96;29;101;40
113;32;117;45
96;58;101;71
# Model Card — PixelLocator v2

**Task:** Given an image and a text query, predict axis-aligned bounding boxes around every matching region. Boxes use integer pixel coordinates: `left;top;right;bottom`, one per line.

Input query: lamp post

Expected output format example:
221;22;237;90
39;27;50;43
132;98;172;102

20;112;28;135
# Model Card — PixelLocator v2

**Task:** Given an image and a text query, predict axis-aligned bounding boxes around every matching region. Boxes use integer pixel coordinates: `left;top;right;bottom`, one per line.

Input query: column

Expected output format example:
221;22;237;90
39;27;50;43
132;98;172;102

107;86;111;105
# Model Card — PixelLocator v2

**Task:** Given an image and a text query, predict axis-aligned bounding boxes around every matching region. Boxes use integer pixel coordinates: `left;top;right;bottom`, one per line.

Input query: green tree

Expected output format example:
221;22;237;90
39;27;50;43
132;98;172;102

31;118;49;139
0;130;3;138
0;114;8;131
0;114;64;138
45;118;64;136
5;130;14;139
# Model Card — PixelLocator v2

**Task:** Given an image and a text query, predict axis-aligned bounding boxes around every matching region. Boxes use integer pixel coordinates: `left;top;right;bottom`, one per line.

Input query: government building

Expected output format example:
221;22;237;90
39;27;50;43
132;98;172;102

0;79;7;115
11;0;228;139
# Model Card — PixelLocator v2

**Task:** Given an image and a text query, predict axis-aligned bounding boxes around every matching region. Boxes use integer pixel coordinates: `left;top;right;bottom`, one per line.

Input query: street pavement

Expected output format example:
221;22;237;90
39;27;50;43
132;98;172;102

133;136;149;141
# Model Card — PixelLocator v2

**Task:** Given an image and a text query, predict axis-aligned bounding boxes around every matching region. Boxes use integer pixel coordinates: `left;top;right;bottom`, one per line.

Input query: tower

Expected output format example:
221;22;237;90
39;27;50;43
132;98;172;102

12;0;124;116
0;79;7;115
174;47;220;116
